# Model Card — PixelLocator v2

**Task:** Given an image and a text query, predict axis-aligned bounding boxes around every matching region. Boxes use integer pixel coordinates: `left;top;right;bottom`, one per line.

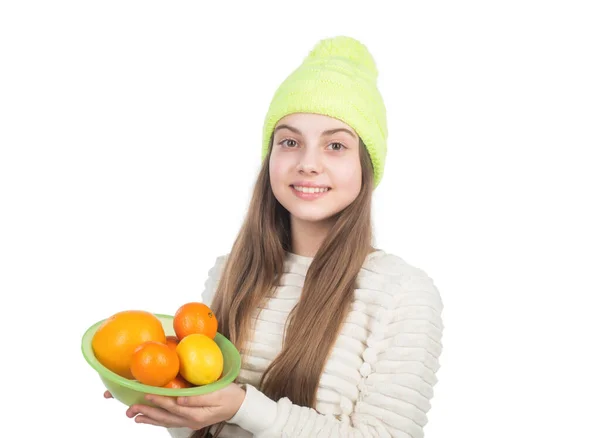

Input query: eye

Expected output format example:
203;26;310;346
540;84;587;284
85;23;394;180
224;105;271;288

327;142;346;151
280;139;298;148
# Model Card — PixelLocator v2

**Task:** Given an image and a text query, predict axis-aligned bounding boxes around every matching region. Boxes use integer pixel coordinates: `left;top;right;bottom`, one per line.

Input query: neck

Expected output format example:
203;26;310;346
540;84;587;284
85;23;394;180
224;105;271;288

290;216;335;258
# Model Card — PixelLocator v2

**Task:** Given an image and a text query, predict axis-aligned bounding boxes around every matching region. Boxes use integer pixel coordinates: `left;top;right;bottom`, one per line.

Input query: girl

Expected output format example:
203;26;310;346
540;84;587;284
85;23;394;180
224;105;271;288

108;35;444;438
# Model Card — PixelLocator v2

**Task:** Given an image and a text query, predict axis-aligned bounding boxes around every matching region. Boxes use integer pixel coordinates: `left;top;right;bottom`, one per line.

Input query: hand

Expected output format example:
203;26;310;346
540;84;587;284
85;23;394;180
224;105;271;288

114;383;246;429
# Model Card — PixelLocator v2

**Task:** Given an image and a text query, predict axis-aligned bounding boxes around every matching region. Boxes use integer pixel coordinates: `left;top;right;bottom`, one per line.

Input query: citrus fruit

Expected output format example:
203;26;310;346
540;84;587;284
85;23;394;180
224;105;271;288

91;310;166;379
176;333;223;385
163;374;192;389
165;335;180;350
130;341;179;387
173;302;218;339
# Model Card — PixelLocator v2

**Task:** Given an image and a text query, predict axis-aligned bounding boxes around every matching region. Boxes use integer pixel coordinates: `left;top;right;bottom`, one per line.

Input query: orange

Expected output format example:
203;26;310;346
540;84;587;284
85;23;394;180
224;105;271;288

92;310;166;379
173;302;218;340
176;333;223;385
163;374;193;389
130;341;179;387
165;335;180;350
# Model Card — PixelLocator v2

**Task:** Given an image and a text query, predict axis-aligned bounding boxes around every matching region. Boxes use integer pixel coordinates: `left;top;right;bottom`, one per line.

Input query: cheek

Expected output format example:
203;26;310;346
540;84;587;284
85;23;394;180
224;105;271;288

269;156;285;186
269;155;292;202
334;159;362;195
269;152;298;182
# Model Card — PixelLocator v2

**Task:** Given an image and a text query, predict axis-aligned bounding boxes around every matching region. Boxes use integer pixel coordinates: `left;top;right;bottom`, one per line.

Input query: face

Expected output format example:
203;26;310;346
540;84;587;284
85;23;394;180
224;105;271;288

269;112;362;225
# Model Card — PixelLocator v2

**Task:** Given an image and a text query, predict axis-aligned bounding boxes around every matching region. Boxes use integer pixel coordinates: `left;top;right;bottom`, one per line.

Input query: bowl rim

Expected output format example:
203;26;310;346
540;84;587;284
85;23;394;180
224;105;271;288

81;313;241;396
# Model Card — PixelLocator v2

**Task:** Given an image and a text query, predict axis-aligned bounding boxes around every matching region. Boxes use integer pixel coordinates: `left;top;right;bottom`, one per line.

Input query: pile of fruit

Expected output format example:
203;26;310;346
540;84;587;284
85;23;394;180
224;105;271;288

91;302;222;389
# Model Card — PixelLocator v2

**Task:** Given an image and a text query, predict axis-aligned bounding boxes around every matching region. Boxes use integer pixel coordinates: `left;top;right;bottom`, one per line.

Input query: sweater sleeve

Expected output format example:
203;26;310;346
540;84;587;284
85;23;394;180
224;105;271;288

199;254;228;307
228;259;444;437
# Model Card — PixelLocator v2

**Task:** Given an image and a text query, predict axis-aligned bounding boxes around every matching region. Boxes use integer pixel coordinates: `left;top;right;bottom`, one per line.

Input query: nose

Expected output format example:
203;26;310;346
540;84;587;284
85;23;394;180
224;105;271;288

296;147;323;175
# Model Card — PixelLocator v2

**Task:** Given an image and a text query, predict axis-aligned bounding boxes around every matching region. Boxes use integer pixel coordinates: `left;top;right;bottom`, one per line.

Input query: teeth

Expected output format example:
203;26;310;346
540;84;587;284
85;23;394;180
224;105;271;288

293;186;329;194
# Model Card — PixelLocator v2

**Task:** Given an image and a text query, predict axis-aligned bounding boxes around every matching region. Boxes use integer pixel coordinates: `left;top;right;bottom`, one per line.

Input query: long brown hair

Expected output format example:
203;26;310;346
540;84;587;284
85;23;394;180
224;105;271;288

192;135;375;438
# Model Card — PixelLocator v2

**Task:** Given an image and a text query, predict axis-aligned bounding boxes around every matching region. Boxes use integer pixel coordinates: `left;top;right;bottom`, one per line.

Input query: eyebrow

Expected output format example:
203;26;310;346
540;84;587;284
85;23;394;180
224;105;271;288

274;124;357;140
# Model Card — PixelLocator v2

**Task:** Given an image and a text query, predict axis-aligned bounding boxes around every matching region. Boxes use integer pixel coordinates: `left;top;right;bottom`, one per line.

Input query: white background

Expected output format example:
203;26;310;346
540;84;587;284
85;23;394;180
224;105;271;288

1;1;599;437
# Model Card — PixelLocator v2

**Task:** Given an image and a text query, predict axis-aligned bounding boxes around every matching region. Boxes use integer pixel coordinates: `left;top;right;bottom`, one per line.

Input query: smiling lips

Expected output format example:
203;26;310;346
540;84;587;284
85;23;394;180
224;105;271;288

293;185;329;193
290;184;331;200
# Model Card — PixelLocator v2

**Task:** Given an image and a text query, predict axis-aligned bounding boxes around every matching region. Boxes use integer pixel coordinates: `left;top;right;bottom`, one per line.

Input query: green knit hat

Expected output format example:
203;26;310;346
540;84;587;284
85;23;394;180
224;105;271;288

261;36;388;188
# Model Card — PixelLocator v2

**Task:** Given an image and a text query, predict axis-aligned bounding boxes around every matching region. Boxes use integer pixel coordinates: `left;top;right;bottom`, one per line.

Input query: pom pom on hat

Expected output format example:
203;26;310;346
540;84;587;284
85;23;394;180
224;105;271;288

261;35;388;188
305;35;379;79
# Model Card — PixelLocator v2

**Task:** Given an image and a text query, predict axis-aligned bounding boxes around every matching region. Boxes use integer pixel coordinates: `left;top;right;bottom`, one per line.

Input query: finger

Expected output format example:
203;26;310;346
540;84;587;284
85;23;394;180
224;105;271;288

177;393;219;407
134;414;166;426
146;395;194;418
127;404;187;428
103;391;113;399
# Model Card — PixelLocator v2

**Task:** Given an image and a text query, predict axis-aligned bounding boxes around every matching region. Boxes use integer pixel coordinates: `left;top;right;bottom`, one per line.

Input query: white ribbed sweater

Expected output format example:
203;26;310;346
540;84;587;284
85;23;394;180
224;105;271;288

168;250;444;438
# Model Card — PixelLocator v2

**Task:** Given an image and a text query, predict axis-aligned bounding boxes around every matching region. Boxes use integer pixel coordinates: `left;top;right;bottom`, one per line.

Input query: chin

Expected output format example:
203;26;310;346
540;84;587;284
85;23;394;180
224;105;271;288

281;196;345;224
287;208;337;224
272;186;351;224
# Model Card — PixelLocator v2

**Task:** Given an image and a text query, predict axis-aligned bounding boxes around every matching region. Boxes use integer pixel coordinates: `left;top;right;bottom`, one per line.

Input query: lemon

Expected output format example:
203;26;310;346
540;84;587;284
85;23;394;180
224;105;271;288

176;333;223;385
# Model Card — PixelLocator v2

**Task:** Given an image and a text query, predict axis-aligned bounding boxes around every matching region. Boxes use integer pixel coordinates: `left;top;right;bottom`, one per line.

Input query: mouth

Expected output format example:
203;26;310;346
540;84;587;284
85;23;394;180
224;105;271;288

290;185;331;194
289;185;331;200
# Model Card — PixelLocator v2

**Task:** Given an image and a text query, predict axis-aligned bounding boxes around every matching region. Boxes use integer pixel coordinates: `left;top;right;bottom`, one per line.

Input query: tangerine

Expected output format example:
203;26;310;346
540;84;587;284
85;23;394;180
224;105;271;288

92;310;166;379
130;341;179;387
165;335;180;350
173;302;218;340
163;374;193;389
176;333;223;385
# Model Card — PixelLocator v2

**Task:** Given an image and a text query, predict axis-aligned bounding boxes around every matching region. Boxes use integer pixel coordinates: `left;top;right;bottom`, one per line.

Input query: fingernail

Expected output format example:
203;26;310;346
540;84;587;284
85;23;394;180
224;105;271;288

178;397;187;405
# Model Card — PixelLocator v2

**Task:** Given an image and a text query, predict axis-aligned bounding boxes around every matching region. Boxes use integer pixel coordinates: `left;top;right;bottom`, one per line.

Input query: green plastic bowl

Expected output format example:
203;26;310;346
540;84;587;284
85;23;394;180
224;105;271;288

81;313;241;407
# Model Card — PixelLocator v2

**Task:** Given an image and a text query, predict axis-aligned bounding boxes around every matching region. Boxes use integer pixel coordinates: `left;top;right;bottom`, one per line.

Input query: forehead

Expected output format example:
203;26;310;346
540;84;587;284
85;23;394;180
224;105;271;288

275;113;356;136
